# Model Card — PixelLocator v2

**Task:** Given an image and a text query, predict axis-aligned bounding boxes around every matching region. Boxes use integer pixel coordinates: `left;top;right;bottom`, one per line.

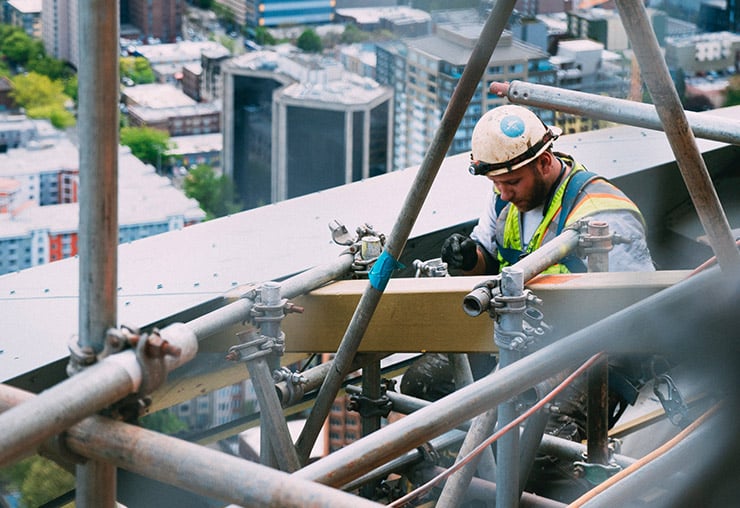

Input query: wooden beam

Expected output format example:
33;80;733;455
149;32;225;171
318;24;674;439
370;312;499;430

281;271;689;353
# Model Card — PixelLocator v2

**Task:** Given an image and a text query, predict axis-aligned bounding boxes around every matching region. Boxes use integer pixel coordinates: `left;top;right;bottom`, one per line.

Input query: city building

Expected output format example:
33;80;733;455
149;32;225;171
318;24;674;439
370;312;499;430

222;50;392;210
173;381;254;432
200;46;232;102
122;83;221;137
694;0;740;33
376;19;555;171
0;125;205;275
127;0;183;44
169;132;223;171
566;7;668;51
0;77;14;114
41;0;79;68
511;0;576;16
664;30;740;77
180;45;233;103
214;0;335;27
334;6;432;38
3;0;42;38
131;40;229;84
337;43;377;79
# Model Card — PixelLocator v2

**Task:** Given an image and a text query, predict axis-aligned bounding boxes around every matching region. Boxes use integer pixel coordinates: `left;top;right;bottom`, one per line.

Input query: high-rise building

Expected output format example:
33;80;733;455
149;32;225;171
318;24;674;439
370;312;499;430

376;23;555;171
3;0;43;39
42;0;79;68
245;0;335;27
127;0;183;43
222;51;392;210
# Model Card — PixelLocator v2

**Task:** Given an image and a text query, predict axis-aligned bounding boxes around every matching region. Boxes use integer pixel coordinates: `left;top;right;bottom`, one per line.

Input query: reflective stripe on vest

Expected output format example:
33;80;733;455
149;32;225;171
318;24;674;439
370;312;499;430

495;158;645;273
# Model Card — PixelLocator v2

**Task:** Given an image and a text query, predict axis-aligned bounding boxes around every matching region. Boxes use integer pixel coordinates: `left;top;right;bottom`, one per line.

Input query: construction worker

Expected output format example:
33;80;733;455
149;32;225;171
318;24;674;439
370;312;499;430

432;105;657;501
441;104;655;275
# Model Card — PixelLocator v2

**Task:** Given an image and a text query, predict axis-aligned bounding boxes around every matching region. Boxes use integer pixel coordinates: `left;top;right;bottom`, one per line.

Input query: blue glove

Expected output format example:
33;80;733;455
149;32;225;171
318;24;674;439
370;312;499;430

441;233;478;271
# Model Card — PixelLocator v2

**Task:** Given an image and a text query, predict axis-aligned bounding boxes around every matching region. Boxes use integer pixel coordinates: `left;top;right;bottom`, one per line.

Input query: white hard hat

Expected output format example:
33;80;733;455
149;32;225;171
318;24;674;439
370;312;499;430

469;105;561;176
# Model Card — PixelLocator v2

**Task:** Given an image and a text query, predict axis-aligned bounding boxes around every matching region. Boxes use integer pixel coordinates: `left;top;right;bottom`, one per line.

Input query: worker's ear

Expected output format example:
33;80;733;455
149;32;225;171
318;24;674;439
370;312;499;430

534;151;553;176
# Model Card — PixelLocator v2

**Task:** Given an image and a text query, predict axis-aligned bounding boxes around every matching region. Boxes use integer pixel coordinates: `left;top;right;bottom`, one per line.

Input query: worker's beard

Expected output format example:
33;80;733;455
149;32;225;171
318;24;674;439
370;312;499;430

516;168;549;212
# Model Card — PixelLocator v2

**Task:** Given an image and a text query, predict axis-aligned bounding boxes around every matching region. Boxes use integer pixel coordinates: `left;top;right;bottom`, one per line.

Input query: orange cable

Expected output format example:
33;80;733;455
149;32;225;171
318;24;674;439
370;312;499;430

387;353;606;507
568;401;722;507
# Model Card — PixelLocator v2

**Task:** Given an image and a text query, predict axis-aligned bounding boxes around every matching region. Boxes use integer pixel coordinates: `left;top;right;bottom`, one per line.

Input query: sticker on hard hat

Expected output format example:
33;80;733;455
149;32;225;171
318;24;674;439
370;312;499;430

500;115;525;138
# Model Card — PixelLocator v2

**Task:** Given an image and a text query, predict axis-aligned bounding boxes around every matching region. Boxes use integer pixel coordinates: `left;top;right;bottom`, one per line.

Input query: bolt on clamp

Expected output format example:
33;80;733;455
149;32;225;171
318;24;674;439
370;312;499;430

413;258;449;277
67;326;141;376
227;328;286;362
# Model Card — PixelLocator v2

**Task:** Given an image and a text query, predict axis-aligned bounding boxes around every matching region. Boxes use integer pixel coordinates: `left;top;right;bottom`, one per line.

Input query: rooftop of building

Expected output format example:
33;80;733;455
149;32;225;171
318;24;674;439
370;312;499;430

127;101;221;122
334;6;431;25
169;133;223;156
5;0;42;13
558;38;605;52
666;30;740;46
0;137;79;176
132;41;228;65
0;146;205;239
122;83;197;108
405;27;548;66
227;50;388;104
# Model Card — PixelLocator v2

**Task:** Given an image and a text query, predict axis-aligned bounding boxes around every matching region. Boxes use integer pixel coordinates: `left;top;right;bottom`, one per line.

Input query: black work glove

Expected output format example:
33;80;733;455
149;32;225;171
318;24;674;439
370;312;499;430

441;233;478;271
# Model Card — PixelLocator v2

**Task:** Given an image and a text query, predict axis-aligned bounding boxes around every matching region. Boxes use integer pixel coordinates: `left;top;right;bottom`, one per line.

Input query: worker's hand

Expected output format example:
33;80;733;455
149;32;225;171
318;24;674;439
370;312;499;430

441;234;478;271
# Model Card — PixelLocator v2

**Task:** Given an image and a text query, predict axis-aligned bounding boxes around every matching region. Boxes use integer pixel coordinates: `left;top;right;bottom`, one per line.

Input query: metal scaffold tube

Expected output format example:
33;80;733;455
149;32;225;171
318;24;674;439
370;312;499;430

0;324;198;468
296;0;520;463
187;252;355;341
614;0;740;276
490;80;740;146
294;265;738;488
0;253;354;471
76;0;120;503
0;385;383;508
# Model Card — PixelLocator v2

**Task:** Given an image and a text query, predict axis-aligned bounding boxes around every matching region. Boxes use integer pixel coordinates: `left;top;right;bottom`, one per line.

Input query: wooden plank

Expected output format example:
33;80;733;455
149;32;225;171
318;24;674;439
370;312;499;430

281;271;689;353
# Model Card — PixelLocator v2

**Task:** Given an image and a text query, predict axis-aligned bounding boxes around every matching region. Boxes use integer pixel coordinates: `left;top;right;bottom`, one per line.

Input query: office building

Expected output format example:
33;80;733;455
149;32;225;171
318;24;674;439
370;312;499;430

42;0;79;68
222;50;392;210
376;22;555;171
3;0;42;38
127;0;183;44
0;126;205;275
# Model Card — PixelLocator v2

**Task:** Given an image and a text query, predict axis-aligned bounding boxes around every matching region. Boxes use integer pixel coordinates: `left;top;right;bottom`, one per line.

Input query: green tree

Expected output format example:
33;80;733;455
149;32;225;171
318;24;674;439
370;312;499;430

183;164;242;219
10;72;75;127
120;56;156;85
726;75;740;107
139;409;188;435
0;456;74;508
296;29;322;53
340;24;369;45
254;26;276;46
212;4;236;31
120;126;172;169
0;28;43;67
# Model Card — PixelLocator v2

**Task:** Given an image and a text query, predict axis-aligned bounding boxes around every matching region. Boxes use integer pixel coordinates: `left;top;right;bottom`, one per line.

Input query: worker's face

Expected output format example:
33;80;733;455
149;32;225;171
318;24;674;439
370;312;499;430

488;158;548;212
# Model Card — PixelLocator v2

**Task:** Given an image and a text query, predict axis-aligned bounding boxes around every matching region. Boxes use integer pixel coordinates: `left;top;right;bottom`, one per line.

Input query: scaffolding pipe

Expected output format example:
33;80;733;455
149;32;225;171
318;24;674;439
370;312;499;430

76;0;120;502
489;80;740;146
449;353;497;482
463;228;582;317
495;268;524;507
0;386;382;508
343;385;637;470
437;407;499;508
187;252;355;341
295;0;519;464
574;405;730;508
0;323;198;468
340;430;466;493
424;467;568;508
294;266;737;487
614;0;740;276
